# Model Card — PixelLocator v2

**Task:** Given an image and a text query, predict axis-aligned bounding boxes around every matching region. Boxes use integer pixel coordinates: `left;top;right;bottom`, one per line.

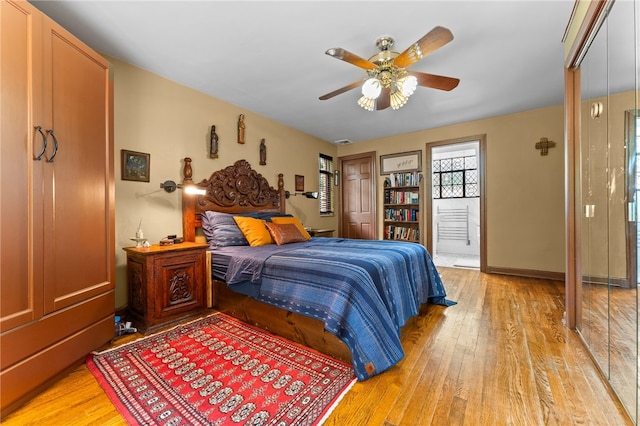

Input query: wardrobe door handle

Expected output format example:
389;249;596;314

46;129;59;163
34;126;48;161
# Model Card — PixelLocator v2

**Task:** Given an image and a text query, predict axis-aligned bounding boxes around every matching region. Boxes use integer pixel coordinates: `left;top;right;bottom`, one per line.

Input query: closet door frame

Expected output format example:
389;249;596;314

563;0;610;333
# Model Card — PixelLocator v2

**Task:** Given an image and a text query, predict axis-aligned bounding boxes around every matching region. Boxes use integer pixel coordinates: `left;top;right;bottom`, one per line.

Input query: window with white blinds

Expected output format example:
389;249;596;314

319;154;333;215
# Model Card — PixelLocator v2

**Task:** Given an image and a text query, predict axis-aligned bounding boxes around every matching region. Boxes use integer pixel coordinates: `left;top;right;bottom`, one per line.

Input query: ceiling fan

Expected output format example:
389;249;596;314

319;26;460;111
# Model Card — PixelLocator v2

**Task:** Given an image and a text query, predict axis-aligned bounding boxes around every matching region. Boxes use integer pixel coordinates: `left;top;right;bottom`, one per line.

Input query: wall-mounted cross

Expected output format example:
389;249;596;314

535;137;556;156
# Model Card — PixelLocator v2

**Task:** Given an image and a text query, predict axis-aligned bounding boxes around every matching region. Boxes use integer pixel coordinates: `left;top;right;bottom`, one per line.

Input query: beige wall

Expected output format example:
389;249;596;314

337;105;566;273
111;57;337;308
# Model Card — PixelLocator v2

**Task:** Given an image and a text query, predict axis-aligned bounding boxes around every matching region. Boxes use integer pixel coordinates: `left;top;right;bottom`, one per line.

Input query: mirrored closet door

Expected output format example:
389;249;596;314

578;0;639;422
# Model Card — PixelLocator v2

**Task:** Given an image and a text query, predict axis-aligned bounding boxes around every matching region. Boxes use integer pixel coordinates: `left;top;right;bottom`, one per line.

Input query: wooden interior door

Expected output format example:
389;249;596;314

339;151;376;239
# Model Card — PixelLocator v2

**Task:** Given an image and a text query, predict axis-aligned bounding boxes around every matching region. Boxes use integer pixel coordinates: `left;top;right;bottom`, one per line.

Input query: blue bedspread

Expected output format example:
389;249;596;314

218;238;454;381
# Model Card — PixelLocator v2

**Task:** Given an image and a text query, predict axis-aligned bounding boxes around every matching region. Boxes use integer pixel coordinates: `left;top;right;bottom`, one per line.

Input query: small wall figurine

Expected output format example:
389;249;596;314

237;114;245;144
209;125;219;158
183;157;193;183
259;138;266;165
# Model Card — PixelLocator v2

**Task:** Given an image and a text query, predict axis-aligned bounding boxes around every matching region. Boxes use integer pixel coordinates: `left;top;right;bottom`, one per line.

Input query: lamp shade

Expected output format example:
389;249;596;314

285;191;319;199
357;96;376;111
399;75;418;97
361;78;382;99
183;185;207;195
160;180;206;195
390;91;408;110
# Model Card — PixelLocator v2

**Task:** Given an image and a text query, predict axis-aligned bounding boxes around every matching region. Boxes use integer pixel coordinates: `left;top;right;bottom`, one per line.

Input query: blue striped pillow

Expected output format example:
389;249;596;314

202;211;248;248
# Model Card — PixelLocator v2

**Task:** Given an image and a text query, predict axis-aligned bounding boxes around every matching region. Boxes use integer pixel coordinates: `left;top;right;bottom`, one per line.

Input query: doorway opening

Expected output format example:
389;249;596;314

426;136;486;270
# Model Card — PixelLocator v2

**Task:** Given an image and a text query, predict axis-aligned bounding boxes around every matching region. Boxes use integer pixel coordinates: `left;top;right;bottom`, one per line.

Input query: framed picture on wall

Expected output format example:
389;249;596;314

295;175;304;191
380;150;422;175
121;150;150;182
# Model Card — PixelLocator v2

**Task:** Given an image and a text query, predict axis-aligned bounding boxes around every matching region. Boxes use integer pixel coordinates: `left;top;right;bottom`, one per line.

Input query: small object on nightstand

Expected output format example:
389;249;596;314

136;221;144;238
130;237;147;248
131;220;147;247
162;235;184;244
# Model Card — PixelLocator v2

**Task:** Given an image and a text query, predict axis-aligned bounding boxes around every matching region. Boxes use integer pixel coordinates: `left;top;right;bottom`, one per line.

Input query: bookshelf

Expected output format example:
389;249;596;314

383;171;423;244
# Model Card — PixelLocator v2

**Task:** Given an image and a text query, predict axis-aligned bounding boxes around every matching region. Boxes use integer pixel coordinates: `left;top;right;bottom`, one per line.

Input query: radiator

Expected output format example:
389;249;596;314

437;206;470;245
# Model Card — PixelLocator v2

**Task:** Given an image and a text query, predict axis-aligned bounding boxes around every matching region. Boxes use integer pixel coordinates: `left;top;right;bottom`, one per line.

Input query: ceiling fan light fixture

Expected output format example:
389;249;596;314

361;77;382;99
390;90;408;110
357;95;376;111
319;26;458;112
398;75;418;97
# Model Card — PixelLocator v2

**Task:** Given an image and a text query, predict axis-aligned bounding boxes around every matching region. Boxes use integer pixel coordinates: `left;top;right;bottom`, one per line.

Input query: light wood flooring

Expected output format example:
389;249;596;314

1;267;631;425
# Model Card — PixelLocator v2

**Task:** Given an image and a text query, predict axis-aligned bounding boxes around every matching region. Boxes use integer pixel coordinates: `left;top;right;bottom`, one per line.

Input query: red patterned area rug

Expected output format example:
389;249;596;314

87;313;356;425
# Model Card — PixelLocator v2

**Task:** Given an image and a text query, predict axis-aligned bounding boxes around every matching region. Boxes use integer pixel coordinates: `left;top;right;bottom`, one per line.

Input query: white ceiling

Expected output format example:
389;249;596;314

29;0;576;144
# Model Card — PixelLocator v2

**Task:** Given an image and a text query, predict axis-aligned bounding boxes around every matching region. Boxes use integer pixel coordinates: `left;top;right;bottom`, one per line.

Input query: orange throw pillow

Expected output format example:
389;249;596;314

265;222;308;245
233;216;273;246
270;216;311;240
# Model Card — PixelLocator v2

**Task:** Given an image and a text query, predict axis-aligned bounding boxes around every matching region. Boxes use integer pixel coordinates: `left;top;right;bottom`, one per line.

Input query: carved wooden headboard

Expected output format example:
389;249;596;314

181;158;286;242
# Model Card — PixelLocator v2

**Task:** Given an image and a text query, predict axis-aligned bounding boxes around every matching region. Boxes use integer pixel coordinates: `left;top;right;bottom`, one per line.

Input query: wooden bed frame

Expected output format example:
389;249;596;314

181;158;351;363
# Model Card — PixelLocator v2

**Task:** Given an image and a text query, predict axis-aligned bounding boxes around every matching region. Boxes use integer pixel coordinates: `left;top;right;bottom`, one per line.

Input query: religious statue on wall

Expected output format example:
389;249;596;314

237;114;245;144
209;125;219;158
259;138;266;165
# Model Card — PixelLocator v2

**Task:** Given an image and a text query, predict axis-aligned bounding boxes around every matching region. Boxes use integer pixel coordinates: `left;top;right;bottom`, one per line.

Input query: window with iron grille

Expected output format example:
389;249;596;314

319;154;334;215
432;155;479;198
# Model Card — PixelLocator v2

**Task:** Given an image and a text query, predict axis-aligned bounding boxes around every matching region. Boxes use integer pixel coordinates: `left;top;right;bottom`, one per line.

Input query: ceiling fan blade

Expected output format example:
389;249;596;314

325;48;378;70
376;87;390;110
319;80;362;100
393;26;454;68
410;71;460;91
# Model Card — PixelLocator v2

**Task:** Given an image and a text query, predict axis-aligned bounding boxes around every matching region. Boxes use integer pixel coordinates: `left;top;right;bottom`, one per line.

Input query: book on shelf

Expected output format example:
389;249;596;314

384;208;419;221
384;225;420;242
387;171;422;187
384;190;420;205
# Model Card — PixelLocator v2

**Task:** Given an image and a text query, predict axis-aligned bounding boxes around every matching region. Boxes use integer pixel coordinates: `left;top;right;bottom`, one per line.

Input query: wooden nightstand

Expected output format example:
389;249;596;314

123;242;209;333
308;229;335;237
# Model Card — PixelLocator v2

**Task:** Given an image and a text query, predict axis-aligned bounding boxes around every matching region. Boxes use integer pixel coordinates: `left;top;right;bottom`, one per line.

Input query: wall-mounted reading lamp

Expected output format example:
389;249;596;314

285;191;318;199
160;180;207;195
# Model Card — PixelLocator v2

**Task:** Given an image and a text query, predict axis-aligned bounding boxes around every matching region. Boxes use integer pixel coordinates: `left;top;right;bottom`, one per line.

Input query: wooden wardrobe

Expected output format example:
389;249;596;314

0;0;115;416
